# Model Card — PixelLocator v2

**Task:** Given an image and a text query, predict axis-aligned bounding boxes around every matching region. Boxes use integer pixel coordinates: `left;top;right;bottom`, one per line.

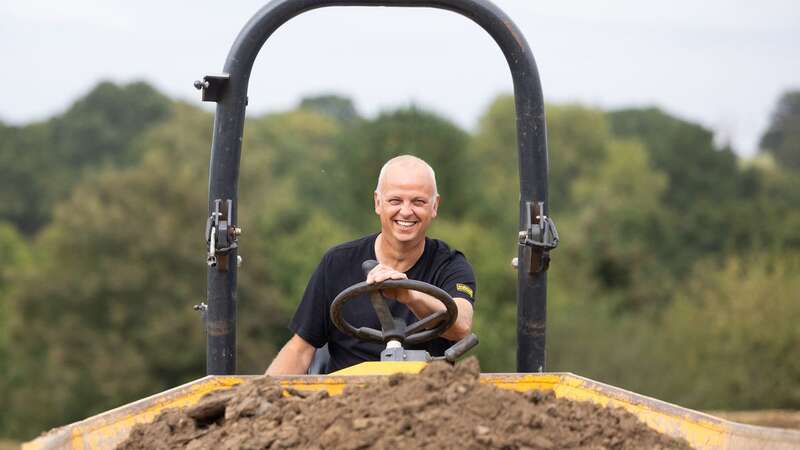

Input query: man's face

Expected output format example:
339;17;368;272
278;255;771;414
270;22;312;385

374;163;439;246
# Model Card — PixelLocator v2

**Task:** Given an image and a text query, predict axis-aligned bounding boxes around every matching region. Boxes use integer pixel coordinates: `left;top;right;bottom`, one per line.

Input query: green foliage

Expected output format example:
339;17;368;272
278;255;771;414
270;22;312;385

431;219;517;371
465;95;518;234
657;254;800;409
5;107;210;437
609;107;740;206
4;104;257;436
3;81;800;439
569;139;672;309
546;104;612;210
0;81;171;233
0;223;31;433
299;94;360;124
607;107;788;282
760;90;800;170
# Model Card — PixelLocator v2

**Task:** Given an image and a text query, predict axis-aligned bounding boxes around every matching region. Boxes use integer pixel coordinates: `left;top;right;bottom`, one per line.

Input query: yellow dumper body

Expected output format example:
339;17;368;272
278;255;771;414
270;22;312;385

24;362;800;450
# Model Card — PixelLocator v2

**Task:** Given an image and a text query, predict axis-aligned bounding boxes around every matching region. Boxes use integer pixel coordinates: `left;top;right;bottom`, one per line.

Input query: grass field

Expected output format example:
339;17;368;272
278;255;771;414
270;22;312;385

708;410;800;429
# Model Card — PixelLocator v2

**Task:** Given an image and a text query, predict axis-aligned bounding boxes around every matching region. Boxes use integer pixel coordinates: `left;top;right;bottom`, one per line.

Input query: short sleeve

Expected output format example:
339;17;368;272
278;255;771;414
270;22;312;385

439;252;477;304
289;254;330;348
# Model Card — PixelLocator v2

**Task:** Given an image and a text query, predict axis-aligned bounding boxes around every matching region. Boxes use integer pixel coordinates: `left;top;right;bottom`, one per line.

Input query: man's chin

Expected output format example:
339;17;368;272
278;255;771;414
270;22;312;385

387;228;423;244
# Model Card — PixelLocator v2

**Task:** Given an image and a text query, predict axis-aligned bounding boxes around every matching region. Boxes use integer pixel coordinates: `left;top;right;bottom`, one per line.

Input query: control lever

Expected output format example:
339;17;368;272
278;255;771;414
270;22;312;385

432;333;479;364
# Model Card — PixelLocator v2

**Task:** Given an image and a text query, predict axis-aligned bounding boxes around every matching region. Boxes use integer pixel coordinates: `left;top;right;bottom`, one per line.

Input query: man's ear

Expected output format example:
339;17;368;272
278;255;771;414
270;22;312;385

432;194;440;218
374;191;381;215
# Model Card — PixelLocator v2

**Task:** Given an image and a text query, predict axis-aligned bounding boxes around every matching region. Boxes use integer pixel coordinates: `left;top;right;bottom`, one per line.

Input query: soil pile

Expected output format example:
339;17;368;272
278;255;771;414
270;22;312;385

117;358;693;450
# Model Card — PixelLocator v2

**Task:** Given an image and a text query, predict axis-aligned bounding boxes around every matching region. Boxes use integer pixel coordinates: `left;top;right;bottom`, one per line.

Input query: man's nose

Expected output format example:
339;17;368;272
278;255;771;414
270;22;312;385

399;201;413;216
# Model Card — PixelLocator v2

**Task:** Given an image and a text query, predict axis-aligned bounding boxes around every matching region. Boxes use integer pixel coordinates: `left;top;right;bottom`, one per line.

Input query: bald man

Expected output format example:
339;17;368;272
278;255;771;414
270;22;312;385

266;155;476;375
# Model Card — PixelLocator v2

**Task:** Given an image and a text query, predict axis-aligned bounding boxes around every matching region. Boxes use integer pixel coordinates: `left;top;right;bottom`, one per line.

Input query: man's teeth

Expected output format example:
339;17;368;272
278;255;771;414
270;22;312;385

395;220;416;227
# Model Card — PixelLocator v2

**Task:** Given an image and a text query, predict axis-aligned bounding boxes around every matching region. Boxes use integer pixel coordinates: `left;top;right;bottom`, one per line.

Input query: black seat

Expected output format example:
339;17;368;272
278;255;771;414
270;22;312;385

307;343;330;375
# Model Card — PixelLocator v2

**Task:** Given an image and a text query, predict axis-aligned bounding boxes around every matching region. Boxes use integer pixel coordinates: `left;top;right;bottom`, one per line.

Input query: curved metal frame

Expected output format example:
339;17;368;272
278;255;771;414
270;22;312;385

204;0;550;375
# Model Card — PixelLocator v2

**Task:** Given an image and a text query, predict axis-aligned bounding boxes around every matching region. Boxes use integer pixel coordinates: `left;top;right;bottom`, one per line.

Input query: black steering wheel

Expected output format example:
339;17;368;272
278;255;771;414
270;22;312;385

330;260;459;346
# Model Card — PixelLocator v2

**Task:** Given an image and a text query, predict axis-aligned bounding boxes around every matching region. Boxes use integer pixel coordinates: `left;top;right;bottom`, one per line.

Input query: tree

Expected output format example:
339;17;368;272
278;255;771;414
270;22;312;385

569;138;671;310
760;90;800;170
609;107;740;207
299;94;360;124
608;108;759;278
0;223;31;435
3;104;283;438
658;253;800;409
464;95;521;236
0;81;172;233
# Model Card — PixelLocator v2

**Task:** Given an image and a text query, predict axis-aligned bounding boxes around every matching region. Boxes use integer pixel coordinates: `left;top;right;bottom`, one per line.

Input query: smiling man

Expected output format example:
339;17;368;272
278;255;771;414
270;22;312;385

266;155;476;375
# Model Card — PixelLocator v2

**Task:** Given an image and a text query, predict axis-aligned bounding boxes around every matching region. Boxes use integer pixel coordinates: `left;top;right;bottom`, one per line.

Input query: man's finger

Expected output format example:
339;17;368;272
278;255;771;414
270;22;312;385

367;264;408;284
366;265;385;284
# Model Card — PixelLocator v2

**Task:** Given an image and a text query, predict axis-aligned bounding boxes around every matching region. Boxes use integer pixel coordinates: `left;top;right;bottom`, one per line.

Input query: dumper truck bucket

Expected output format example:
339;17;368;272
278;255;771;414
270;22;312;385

24;371;800;450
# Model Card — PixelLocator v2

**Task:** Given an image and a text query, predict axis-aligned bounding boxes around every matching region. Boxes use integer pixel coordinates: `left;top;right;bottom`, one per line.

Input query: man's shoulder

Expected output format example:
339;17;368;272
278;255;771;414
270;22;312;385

426;236;470;265
322;233;377;262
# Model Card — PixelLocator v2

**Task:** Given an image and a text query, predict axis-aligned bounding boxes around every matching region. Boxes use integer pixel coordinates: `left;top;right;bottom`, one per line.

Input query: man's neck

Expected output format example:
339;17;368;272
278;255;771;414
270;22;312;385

374;233;426;273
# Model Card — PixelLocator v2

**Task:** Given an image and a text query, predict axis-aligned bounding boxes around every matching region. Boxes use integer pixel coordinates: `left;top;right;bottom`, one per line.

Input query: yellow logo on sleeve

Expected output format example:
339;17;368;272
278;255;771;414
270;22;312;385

456;283;474;298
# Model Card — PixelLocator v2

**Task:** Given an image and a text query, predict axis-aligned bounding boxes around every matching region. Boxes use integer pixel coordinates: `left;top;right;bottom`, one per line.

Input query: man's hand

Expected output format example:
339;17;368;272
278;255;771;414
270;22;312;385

366;264;412;304
365;263;474;341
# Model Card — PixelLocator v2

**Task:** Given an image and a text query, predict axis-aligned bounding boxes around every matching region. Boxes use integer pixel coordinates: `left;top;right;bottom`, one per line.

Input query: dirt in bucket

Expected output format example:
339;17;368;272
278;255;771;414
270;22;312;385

117;358;693;450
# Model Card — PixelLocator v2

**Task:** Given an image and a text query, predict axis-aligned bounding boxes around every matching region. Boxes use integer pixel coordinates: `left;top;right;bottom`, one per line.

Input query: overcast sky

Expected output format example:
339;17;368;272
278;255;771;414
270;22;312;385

2;1;798;156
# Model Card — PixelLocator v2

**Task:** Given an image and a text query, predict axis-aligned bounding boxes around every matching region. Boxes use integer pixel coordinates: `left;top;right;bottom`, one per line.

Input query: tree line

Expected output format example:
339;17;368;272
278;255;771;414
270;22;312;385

0;82;798;439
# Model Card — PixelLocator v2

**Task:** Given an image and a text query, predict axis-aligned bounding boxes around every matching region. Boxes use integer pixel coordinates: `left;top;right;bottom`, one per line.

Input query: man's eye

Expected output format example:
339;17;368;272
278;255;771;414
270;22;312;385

389;200;401;205
413;200;426;206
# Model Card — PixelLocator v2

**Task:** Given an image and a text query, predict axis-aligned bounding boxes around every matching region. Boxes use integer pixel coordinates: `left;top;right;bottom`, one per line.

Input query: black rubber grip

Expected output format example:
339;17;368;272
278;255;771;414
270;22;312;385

362;259;379;278
444;333;479;363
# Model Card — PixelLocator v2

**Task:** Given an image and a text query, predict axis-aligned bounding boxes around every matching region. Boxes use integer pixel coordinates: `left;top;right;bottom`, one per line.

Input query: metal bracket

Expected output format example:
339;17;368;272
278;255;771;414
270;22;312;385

193;302;208;323
380;346;432;362
204;199;241;272
518;201;559;273
193;74;230;103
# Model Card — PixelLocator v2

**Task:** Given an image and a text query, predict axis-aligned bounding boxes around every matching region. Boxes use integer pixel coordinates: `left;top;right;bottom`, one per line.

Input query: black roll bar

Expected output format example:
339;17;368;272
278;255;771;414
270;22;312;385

199;0;556;375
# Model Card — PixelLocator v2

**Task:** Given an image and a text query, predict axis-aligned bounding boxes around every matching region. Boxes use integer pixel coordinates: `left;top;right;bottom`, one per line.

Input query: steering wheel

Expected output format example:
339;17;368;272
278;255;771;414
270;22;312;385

330;260;459;346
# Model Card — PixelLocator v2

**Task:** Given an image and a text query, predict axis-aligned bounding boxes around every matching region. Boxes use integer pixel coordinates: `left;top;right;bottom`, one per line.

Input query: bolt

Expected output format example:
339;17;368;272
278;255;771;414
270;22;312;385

237;255;243;267
232;226;242;237
193;79;208;90
511;257;519;268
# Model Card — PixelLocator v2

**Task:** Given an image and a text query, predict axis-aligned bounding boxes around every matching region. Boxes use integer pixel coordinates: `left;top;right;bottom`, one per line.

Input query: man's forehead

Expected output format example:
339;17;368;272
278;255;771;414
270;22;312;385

379;164;436;192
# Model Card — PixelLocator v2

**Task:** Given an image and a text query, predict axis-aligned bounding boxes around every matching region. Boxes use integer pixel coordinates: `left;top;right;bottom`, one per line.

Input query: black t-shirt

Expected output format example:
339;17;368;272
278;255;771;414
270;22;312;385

290;233;477;373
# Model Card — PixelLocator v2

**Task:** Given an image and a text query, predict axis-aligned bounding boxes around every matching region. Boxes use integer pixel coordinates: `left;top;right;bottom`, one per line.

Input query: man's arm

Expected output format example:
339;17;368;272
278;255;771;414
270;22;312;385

265;334;316;375
402;293;473;341
366;264;474;341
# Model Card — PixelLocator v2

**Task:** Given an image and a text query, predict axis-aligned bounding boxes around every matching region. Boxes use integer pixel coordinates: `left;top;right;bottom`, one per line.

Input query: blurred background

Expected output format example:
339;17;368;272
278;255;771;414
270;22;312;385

1;0;798;443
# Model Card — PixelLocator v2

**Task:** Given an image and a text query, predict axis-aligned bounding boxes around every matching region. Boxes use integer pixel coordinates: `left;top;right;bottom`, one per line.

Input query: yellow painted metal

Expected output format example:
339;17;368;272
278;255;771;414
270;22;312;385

328;361;427;376
22;376;247;450
24;372;800;450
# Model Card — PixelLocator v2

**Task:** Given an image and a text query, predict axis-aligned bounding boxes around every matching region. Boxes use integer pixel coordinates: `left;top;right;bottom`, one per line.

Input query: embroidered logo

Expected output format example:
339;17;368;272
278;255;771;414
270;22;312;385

456;283;474;298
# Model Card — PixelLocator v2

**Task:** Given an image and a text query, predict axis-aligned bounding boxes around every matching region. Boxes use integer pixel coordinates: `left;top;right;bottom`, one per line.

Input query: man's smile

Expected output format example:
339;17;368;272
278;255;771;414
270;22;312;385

394;219;418;228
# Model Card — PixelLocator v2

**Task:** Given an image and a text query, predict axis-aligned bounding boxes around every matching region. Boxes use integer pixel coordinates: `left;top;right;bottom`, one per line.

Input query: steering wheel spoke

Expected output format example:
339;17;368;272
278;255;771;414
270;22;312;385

368;291;401;335
354;327;384;341
405;310;448;335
